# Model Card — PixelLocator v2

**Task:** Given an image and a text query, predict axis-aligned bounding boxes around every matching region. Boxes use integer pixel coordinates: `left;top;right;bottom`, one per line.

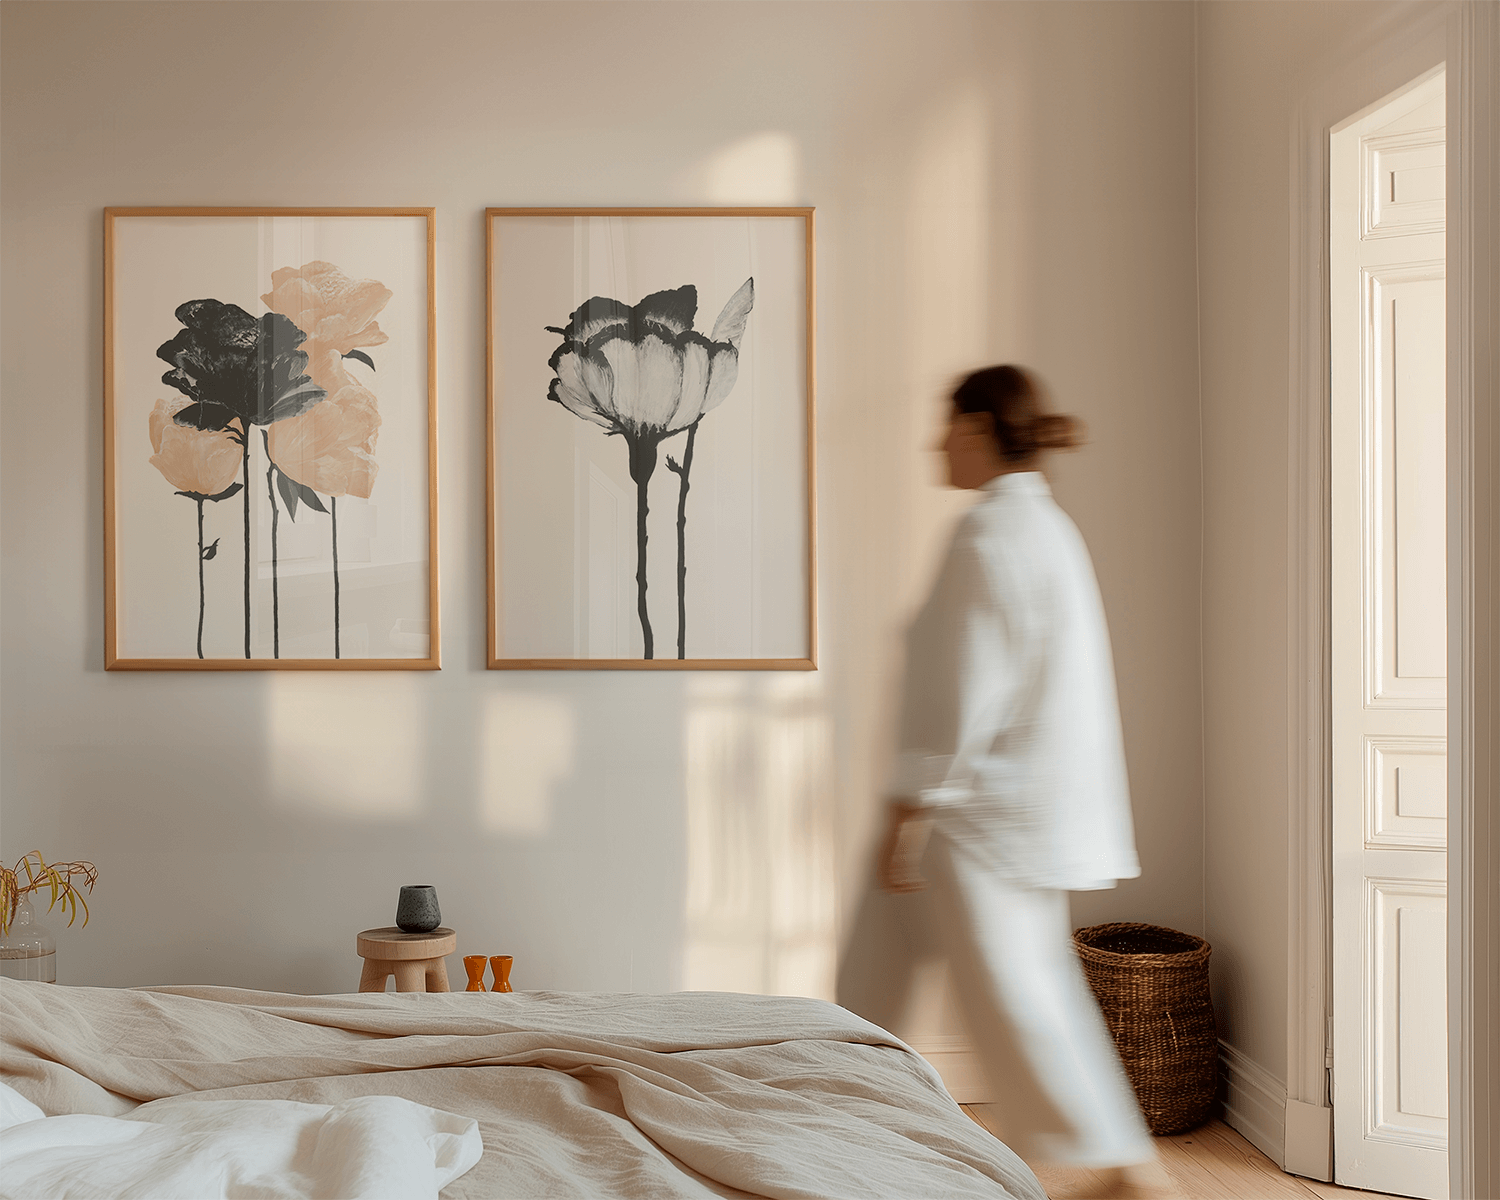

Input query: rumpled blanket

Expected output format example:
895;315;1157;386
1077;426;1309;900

0;1080;481;1199
0;980;1045;1199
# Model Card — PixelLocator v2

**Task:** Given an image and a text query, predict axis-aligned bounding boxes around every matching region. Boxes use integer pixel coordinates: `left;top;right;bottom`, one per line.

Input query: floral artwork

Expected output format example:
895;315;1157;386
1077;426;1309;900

106;208;436;669
544;280;754;658
149;264;388;659
488;209;816;669
146;396;244;658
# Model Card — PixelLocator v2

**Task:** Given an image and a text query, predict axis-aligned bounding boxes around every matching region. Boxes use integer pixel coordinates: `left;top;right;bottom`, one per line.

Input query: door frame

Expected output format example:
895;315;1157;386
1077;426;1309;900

1444;6;1500;1197
1287;3;1500;1193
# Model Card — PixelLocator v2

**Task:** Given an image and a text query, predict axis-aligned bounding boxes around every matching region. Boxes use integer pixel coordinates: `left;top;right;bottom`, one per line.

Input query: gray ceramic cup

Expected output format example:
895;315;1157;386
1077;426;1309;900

395;885;441;933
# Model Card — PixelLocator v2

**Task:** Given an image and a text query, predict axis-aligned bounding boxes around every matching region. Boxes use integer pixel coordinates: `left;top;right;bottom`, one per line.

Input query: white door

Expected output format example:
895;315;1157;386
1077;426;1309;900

1330;68;1447;1200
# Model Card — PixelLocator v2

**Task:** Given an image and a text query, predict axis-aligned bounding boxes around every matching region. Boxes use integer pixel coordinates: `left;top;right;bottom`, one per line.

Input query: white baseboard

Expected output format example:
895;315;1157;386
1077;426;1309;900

1283;1098;1333;1181
1219;1040;1287;1168
907;1036;990;1104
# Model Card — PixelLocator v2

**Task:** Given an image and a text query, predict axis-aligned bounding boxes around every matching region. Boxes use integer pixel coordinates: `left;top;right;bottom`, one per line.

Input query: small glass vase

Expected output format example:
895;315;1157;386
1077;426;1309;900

0;898;57;983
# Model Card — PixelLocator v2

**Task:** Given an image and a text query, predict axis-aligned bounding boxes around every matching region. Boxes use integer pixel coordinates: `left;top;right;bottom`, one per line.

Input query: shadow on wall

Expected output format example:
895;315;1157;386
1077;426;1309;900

39;125;835;999
47;668;837;997
822;0;1204;1027
51;672;693;995
681;674;836;998
15;0;1201;999
820;49;1019;916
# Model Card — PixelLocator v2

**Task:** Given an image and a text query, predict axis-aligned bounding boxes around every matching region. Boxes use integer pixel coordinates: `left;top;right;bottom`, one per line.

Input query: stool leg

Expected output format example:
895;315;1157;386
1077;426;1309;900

393;961;426;993
358;958;390;993
425;959;451;993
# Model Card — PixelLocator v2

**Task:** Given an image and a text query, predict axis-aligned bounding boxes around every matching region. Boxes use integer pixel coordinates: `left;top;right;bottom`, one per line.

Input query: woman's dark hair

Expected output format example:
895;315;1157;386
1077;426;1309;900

951;365;1083;463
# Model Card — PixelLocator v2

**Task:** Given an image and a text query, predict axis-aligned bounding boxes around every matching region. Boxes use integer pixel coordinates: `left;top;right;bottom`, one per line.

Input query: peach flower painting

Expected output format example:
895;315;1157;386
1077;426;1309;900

268;383;380;500
149;262;391;660
259;262;390;659
261;261;391;396
149;398;244;498
147;398;246;659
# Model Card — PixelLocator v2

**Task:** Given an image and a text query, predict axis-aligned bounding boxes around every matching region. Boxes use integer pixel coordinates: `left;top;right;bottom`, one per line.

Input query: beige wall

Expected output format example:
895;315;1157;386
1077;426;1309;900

0;1;1202;995
1196;0;1420;1080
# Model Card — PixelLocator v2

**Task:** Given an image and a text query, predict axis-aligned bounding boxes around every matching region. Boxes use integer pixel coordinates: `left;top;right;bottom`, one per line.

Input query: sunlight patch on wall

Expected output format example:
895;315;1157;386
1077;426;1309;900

267;674;423;819
478;692;574;836
908;82;991;388
680;673;835;998
696;132;801;205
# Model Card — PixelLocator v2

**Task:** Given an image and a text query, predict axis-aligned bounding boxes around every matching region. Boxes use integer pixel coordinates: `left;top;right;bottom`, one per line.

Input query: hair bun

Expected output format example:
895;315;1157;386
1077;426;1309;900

1032;412;1083;450
951;365;1084;461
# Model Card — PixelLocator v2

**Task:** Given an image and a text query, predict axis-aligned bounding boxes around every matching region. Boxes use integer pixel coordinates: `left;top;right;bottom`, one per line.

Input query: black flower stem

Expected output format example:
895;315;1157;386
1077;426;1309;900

626;436;658;659
331;495;341;659
266;463;280;659
241;432;251;659
196;498;206;660
635;470;653;660
668;419;701;660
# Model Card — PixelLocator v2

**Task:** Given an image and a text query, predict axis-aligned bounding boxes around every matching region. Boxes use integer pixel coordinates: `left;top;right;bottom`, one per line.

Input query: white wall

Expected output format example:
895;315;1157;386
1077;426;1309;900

0;1;1203;996
1196;0;1419;1084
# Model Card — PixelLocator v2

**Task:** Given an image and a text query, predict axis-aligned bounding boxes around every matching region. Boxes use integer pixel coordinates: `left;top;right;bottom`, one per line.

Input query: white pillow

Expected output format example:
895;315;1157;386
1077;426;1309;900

0;1081;45;1131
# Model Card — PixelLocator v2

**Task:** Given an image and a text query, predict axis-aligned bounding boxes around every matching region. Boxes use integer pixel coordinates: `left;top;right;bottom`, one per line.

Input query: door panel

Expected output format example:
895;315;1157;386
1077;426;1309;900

1331;67;1447;1200
1365;133;1446;237
1373;879;1449;1141
1389;272;1448;682
1365;265;1447;706
1368;736;1448;849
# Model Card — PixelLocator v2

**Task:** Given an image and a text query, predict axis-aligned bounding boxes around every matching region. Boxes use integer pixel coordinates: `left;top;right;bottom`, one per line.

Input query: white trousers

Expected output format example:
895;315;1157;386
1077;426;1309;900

837;830;1155;1168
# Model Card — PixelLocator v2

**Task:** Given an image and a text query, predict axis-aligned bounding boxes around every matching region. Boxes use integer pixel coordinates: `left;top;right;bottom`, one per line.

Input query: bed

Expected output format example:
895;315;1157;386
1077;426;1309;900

0;978;1045;1199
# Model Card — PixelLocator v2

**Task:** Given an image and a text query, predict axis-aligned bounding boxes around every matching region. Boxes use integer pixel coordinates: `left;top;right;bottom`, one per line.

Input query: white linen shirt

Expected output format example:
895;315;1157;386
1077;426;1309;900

892;472;1141;890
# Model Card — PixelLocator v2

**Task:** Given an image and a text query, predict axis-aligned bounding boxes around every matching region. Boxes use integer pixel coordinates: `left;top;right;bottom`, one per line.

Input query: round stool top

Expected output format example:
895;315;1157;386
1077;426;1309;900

356;927;456;960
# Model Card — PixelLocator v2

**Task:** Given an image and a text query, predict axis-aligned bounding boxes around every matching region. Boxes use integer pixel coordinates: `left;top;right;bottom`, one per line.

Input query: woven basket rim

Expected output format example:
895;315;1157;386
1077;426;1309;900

1072;921;1210;966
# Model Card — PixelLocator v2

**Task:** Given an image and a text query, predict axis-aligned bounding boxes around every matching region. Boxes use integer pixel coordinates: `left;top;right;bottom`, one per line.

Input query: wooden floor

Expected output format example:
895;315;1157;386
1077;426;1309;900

961;1110;1387;1200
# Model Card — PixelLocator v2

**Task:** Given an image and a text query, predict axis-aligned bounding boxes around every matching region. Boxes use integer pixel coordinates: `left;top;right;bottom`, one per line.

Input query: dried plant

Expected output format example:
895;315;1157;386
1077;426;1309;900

1;852;98;936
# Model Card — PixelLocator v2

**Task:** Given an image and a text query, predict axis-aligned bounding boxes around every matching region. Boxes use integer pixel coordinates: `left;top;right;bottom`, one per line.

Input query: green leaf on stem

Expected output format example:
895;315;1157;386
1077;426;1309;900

274;468;327;522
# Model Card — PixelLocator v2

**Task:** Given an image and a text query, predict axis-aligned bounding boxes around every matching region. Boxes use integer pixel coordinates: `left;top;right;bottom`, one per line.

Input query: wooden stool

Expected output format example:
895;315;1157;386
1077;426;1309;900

356;927;455;993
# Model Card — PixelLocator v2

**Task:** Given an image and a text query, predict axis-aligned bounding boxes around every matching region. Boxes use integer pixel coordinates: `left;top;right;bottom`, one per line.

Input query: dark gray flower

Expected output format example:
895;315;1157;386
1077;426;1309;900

546;280;753;446
157;299;325;435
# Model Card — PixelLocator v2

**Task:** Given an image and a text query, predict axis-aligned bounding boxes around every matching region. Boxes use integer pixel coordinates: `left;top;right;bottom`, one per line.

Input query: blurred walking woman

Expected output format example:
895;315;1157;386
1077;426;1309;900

839;366;1163;1197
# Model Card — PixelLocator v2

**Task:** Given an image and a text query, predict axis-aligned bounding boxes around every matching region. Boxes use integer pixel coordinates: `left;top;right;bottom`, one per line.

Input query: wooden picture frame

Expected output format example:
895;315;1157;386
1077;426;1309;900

486;207;817;670
104;207;439;669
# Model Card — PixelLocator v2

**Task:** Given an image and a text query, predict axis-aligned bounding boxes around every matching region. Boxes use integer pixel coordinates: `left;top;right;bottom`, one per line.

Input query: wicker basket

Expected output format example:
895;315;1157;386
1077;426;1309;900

1073;922;1216;1136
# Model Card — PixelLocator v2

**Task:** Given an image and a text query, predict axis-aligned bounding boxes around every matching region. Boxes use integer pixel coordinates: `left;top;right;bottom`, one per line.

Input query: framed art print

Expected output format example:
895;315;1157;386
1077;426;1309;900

105;207;438;669
487;208;816;669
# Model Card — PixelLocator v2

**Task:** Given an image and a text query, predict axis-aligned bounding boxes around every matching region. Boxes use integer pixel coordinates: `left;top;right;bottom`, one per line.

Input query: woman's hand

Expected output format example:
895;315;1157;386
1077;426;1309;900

877;801;930;893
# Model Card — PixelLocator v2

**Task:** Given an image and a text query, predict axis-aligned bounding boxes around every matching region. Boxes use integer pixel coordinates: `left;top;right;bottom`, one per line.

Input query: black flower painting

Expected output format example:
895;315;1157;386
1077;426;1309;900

545;279;754;658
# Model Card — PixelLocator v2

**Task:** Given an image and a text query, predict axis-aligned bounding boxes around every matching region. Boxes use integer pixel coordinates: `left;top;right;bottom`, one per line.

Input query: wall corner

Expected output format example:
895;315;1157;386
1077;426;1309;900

1219;1040;1288;1169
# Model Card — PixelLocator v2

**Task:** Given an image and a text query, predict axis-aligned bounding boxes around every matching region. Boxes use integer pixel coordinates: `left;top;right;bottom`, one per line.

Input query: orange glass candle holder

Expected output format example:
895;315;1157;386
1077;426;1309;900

489;955;513;993
462;955;488;992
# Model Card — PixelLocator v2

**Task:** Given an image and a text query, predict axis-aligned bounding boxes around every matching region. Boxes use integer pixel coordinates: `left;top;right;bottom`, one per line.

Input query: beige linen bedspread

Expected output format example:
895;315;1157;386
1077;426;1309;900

0;979;1044;1199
